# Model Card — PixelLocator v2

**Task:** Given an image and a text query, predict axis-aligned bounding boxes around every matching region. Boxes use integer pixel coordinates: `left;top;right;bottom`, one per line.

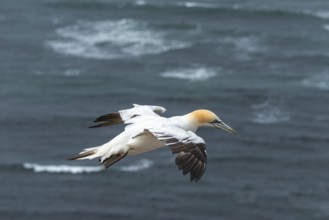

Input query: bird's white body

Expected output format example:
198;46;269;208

85;107;198;160
70;104;235;182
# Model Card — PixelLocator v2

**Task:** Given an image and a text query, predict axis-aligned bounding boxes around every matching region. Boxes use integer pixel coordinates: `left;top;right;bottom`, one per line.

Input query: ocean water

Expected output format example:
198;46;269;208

1;0;329;219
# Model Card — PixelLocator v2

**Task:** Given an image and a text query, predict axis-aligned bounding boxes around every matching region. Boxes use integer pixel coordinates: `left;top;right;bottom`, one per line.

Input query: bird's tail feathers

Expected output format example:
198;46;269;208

68;146;128;169
68;147;100;160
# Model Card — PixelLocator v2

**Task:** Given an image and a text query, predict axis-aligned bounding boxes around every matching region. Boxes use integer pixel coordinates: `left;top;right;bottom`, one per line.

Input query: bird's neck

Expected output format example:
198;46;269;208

170;115;200;133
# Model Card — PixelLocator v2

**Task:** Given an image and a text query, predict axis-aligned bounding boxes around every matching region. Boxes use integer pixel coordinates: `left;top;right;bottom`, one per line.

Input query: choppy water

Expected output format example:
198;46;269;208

1;0;329;219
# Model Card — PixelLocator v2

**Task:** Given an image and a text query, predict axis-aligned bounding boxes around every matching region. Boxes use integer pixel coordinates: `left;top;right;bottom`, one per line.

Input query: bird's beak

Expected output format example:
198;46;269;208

212;121;236;134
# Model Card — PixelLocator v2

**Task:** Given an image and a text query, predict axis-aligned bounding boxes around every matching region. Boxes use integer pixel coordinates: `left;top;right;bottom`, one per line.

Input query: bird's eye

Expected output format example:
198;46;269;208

212;119;220;124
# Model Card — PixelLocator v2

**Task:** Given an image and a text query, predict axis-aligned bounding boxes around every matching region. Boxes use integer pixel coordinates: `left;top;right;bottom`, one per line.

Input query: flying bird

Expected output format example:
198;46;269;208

69;104;236;182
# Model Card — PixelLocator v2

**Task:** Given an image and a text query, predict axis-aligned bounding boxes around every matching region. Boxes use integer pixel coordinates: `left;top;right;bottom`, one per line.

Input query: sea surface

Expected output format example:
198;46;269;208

1;0;329;219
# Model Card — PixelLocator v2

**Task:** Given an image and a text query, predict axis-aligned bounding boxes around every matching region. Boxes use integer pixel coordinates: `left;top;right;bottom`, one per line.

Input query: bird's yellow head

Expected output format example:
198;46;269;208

190;109;236;134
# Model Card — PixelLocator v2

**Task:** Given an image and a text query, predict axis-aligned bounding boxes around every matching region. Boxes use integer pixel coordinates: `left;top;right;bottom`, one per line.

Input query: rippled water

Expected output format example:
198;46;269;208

1;0;329;220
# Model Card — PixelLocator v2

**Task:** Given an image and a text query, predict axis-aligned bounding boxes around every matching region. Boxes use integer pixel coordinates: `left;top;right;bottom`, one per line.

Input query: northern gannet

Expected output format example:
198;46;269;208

69;104;236;182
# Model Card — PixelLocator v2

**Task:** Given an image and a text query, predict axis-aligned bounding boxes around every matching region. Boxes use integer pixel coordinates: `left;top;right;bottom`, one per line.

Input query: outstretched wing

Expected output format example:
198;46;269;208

89;104;166;128
140;128;207;182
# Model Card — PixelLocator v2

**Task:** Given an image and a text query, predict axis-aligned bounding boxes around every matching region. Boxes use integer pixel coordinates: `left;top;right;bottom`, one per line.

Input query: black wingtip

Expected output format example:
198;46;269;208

88;121;118;128
67;155;82;160
66;156;76;160
67;150;96;160
93;113;122;123
88;119;123;128
88;124;102;128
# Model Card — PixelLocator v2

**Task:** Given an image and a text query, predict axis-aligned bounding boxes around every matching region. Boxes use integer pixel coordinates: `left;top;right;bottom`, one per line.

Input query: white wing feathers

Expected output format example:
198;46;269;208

120;104;166;121
89;104;166;128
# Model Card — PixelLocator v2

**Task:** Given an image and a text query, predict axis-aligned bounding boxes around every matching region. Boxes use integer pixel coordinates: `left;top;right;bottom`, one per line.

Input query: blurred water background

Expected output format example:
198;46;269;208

1;0;329;219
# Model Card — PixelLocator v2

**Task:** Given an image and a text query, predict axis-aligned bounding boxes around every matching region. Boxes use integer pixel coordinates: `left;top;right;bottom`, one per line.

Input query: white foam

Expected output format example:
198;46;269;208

135;0;146;6
324;25;329;31
46;19;189;59
23;163;103;174
233;37;261;53
220;36;264;60
161;67;217;81
32;69;81;77
63;69;81;77
183;2;217;8
314;11;329;19
302;74;329;90
118;159;154;172
252;101;290;124
33;70;46;76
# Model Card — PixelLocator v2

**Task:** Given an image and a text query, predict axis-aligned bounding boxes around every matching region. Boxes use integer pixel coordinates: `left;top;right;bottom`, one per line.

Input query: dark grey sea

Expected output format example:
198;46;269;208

1;0;329;219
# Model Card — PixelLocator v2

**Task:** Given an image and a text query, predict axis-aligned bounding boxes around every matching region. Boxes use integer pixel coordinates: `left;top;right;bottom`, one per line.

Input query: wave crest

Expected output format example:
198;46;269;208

252;100;290;124
324;24;329;31
23;163;103;174
302;73;329;90
161;67;217;81
314;11;329;19
182;2;218;9
118;159;154;172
